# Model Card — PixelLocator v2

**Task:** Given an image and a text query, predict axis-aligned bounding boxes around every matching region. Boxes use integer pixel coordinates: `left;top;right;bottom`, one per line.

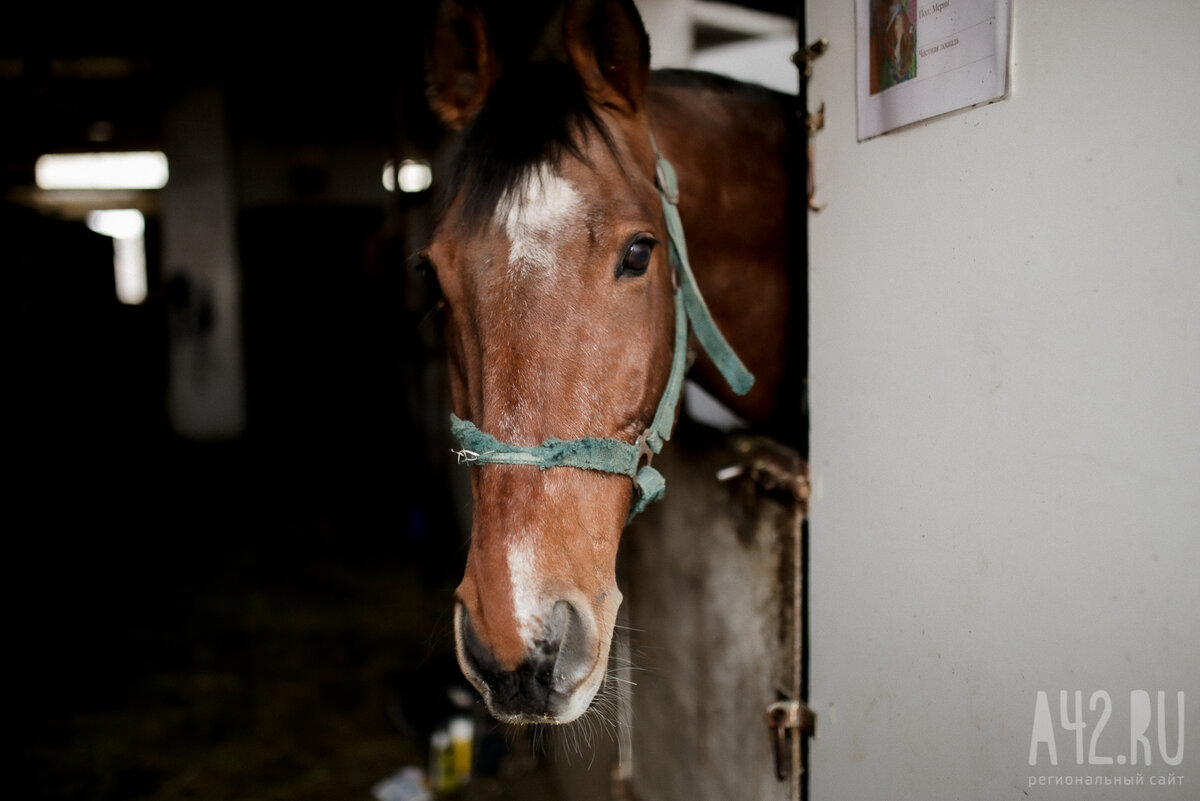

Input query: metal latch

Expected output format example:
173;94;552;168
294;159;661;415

766;699;816;781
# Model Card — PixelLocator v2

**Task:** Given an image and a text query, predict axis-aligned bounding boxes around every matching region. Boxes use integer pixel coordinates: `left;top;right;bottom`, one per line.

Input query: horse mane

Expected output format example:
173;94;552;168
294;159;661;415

437;59;620;231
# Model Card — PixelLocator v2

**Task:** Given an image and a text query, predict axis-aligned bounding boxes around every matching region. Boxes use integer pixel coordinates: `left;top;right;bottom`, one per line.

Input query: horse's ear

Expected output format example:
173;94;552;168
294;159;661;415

563;0;651;114
427;1;501;130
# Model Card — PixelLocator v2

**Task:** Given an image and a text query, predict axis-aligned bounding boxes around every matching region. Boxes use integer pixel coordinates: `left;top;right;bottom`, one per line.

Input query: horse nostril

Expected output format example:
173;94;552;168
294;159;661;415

456;605;502;680
548;600;592;686
455;600;596;720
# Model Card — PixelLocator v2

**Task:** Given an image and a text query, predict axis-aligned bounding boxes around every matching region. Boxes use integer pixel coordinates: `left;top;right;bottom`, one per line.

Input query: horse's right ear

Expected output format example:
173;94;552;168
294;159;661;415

427;1;501;130
563;0;650;114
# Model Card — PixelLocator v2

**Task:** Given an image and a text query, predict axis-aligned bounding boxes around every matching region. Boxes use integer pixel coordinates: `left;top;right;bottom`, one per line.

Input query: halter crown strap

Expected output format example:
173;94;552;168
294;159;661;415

651;137;755;396
449;139;753;520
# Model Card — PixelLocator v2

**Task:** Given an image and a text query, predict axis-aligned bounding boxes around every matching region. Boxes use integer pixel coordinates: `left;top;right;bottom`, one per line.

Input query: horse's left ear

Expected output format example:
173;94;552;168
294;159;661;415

563;0;651;114
427;0;502;130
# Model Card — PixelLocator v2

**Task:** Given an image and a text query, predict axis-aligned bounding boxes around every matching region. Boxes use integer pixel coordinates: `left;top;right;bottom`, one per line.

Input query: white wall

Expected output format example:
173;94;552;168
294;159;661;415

638;0;695;67
806;2;1199;799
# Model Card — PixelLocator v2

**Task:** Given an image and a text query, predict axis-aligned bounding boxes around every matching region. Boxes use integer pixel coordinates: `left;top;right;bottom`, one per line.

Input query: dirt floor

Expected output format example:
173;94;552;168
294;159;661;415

15;438;571;801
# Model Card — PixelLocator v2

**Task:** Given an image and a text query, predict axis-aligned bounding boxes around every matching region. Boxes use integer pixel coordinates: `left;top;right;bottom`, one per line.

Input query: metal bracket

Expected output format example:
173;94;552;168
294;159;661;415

793;38;829;212
807;101;826;138
717;435;811;514
792;38;829;79
766;699;817;781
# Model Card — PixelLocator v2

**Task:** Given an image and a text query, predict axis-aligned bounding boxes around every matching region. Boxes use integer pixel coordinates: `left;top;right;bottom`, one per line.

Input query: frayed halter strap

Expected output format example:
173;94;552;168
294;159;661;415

450;135;754;521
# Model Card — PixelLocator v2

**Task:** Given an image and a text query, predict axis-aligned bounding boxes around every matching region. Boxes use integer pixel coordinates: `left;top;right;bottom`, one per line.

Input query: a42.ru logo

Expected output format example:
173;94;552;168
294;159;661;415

1029;690;1185;766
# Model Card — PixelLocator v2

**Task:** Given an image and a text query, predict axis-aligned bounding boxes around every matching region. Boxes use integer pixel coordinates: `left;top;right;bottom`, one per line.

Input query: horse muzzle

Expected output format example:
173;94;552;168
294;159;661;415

454;596;612;723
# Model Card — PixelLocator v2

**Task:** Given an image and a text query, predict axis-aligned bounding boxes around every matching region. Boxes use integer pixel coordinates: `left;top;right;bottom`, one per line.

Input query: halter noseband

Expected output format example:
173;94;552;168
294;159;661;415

450;137;754;521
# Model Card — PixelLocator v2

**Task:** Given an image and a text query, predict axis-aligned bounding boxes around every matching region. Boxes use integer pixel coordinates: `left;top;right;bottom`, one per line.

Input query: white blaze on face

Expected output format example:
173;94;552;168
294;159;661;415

490;164;585;443
506;535;544;645
497;163;582;277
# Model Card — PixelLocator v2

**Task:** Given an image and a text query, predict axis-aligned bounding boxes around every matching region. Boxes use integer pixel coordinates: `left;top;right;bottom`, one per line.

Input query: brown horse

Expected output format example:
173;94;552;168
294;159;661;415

422;0;801;724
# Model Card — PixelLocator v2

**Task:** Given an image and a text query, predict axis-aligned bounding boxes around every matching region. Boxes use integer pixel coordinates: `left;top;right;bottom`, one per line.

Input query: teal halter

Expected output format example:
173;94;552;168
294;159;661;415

450;139;754;520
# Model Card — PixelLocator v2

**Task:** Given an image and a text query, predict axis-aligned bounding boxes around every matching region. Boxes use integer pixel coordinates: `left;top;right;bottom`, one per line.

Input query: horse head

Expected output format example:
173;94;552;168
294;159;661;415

422;0;755;724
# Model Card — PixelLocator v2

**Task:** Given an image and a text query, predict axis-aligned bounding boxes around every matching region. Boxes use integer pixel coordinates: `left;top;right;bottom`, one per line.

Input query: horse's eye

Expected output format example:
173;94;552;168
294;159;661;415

618;238;656;278
409;251;443;297
408;251;446;324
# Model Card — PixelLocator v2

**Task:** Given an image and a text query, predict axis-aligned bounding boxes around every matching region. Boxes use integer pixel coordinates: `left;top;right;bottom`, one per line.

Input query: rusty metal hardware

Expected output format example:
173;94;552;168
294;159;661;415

807;101;826;137
718;435;811;513
722;436;814;789
792;38;829;211
792;38;829;79
767;699;817;781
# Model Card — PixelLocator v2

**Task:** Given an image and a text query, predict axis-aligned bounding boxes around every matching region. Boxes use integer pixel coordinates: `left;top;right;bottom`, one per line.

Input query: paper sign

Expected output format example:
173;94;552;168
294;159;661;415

857;0;1011;140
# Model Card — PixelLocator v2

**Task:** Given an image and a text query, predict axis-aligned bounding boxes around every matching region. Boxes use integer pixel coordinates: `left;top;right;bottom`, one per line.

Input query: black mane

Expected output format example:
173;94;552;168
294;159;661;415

437;60;618;230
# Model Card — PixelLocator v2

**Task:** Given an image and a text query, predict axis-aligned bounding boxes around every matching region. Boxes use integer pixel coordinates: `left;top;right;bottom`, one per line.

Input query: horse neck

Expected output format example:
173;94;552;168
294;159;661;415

646;73;802;436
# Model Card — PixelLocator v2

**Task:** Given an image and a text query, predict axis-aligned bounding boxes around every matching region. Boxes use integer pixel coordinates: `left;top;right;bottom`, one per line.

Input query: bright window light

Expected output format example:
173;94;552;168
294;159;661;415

87;209;148;305
398;160;433;193
384;159;432;193
36;151;169;190
86;208;145;239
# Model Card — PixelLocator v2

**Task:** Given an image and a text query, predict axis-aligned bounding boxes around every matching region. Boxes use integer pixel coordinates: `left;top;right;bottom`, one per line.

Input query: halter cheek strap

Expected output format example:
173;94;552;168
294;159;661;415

652;140;754;396
450;139;754;521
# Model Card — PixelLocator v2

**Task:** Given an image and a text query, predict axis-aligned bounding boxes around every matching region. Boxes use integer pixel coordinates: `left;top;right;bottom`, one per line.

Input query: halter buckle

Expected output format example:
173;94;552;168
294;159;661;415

655;160;679;205
634;430;656;469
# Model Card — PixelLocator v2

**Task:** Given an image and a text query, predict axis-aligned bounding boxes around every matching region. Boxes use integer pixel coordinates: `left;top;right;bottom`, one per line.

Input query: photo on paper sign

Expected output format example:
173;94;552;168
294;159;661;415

871;0;917;94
